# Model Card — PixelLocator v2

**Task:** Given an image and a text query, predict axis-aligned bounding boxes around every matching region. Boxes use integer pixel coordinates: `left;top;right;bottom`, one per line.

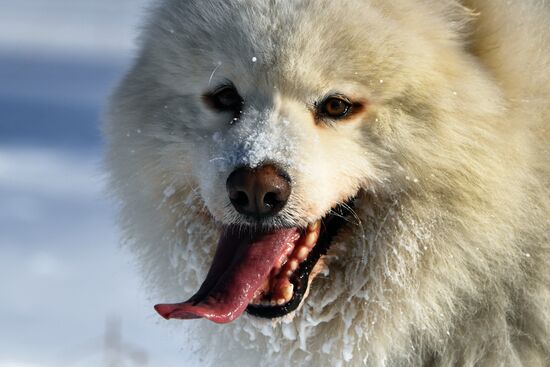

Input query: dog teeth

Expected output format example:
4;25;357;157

305;231;318;248
297;246;309;261
282;283;294;301
308;220;320;232
254;223;319;308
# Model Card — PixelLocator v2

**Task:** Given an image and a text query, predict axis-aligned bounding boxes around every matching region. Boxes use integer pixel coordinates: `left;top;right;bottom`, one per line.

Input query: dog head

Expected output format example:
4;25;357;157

105;0;497;326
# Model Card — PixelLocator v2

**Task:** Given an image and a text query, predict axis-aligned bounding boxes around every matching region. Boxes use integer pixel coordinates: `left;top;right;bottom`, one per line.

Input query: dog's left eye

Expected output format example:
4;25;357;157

319;97;352;119
204;86;243;113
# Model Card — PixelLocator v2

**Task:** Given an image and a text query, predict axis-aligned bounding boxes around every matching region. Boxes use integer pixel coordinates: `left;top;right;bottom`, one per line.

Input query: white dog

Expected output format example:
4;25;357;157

104;0;550;365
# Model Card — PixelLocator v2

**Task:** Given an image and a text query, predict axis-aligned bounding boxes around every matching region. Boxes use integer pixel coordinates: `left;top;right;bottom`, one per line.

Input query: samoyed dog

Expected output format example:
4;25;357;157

104;0;550;365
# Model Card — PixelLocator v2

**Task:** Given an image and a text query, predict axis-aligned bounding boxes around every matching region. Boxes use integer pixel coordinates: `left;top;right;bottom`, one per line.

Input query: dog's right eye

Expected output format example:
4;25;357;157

204;86;243;113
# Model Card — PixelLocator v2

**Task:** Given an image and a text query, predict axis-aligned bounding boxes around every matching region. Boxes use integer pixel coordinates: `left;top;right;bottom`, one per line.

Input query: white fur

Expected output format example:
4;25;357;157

104;0;550;365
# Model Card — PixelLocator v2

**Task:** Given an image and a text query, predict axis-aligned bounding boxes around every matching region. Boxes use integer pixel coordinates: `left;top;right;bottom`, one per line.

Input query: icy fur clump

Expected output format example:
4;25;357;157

208;108;300;173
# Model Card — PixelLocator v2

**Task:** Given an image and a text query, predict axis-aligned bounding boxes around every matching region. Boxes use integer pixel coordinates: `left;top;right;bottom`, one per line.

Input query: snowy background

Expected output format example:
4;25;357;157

0;1;193;366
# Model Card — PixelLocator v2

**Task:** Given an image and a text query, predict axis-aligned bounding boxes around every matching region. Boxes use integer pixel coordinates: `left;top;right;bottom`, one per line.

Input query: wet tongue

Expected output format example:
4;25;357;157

154;227;300;324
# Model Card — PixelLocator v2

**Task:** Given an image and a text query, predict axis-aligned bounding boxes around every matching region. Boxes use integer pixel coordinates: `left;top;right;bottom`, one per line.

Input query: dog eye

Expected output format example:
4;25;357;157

204;86;243;112
320;97;352;119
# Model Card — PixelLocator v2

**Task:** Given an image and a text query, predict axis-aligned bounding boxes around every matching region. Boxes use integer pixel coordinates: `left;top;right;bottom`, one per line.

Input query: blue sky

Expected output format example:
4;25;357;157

0;1;199;366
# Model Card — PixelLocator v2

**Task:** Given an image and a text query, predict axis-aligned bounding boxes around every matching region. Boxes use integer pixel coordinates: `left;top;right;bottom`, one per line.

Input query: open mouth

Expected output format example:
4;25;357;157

154;202;353;323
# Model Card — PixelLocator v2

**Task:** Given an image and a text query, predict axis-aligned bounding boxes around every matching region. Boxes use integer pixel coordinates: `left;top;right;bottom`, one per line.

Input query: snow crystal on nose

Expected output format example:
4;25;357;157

209;108;297;173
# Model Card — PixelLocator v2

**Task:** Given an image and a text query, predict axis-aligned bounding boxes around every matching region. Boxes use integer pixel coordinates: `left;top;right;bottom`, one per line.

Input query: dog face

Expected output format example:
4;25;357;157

107;0;485;323
130;0;456;228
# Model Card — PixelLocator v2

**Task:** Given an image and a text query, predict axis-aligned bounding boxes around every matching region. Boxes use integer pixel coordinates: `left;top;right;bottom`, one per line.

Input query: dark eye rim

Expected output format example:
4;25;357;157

203;84;243;113
317;95;353;119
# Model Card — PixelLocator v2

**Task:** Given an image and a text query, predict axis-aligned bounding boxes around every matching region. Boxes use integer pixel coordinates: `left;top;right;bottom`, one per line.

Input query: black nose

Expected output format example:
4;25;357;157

226;164;291;218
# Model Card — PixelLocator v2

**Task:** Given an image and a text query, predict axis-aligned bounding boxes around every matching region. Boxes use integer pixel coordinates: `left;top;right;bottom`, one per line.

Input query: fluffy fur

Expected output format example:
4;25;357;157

104;0;550;365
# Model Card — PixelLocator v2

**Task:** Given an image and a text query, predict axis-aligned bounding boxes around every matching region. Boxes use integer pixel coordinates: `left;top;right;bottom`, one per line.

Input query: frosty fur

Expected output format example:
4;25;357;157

104;0;550;366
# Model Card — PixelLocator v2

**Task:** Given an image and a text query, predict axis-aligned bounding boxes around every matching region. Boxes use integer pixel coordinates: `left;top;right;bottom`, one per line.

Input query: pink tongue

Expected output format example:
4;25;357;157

154;227;300;324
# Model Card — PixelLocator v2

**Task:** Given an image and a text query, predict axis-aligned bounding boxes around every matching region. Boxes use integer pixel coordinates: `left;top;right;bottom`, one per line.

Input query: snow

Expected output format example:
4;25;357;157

163;185;176;198
0;147;189;367
0;1;193;365
0;149;101;198
0;0;151;58
209;108;299;173
0;361;51;367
